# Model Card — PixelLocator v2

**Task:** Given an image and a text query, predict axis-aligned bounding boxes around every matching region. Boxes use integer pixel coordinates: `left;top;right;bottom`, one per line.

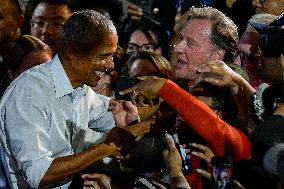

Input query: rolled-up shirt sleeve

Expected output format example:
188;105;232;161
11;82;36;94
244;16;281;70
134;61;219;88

4;78;54;188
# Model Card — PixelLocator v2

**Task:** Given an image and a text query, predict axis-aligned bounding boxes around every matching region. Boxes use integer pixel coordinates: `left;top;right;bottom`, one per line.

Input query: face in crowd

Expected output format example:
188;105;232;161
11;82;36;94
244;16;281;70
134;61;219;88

252;0;284;15
126;29;162;56
30;2;73;55
174;18;221;84
0;0;23;49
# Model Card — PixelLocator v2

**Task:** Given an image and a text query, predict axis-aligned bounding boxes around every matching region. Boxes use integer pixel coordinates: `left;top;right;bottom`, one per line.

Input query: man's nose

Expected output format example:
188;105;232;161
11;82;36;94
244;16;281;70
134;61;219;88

174;40;185;53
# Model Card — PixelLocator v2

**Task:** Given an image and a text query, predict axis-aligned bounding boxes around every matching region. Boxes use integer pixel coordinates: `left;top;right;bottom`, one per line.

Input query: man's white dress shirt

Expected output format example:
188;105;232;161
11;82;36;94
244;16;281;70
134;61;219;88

0;55;115;188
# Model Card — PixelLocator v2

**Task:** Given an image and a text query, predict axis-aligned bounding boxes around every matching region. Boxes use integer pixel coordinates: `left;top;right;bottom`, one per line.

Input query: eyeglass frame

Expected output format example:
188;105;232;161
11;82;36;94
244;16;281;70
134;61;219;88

126;42;158;53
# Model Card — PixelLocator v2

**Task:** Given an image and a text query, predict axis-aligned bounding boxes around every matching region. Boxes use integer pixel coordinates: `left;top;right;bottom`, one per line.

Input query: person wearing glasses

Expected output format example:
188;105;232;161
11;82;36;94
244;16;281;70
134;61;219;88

122;17;170;59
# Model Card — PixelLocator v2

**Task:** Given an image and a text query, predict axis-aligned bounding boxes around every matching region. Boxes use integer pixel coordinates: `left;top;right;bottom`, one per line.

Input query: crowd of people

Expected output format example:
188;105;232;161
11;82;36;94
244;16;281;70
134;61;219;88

0;0;283;189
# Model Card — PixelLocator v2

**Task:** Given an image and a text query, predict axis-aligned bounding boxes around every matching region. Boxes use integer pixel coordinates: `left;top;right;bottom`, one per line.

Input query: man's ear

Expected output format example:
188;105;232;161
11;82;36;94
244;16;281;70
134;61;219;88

7;70;16;80
62;42;79;60
18;15;25;27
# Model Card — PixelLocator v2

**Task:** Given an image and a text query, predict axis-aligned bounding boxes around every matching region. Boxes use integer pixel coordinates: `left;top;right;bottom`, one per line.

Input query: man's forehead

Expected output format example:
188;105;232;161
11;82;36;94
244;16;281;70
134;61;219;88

181;18;212;37
32;2;71;19
0;0;17;15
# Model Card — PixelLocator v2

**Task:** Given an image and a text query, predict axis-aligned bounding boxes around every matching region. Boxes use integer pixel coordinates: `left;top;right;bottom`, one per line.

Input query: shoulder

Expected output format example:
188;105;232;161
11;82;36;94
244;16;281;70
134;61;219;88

1;63;54;104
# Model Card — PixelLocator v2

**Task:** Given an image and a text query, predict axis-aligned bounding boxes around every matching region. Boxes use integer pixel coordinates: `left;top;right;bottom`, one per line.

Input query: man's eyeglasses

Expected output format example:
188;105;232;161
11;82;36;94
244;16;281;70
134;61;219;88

126;43;157;53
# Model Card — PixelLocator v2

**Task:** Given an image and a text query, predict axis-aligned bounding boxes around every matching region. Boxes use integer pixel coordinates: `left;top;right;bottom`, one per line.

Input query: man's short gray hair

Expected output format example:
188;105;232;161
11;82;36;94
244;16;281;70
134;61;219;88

61;9;116;52
186;7;239;62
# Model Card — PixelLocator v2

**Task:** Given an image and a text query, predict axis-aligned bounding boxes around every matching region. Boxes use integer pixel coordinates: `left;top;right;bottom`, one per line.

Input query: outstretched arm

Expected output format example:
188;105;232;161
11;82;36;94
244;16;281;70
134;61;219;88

120;76;251;160
39;118;154;187
158;80;251;161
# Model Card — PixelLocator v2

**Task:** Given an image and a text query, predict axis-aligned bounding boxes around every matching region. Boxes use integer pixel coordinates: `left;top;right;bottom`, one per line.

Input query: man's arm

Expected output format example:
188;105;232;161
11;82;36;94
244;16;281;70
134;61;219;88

39;142;117;187
120;76;251;160
39;119;155;187
197;60;256;121
163;134;191;189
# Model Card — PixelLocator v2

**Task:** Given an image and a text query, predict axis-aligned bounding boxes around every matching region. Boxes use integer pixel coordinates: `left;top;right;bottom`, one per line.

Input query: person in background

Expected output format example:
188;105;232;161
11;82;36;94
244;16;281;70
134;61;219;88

120;7;251;189
123;17;170;59
196;13;284;189
77;0;128;40
30;0;76;55
263;143;284;188
127;0;176;34
0;1;25;187
0;35;52;97
0;0;24;65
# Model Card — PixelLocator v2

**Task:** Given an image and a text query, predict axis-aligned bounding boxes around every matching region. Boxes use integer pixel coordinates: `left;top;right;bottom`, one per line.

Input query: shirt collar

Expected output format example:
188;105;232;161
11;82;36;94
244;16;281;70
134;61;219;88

50;54;74;98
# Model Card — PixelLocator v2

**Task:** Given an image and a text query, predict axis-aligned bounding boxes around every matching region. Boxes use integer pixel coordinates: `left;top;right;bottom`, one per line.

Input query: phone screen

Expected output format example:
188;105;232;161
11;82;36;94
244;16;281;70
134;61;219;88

211;157;234;189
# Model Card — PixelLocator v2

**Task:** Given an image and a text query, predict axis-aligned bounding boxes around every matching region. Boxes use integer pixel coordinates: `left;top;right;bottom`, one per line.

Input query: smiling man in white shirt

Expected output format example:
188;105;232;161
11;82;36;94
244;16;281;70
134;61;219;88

0;10;150;189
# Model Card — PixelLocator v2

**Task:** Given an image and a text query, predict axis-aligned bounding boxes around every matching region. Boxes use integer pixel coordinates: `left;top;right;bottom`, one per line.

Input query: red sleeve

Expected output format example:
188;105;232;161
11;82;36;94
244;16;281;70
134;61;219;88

157;80;251;161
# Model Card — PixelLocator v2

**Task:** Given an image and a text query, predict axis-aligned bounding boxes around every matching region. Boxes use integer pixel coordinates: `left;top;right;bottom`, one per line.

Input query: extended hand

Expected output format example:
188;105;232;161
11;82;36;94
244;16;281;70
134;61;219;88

81;173;111;189
109;99;138;127
128;2;143;20
119;76;166;107
197;60;240;94
105;117;156;154
163;133;183;177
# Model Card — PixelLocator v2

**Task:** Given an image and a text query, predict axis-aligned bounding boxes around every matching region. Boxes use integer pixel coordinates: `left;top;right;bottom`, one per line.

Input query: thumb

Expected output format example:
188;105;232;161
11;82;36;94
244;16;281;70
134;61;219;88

165;133;176;151
196;169;211;180
119;86;137;95
230;83;239;94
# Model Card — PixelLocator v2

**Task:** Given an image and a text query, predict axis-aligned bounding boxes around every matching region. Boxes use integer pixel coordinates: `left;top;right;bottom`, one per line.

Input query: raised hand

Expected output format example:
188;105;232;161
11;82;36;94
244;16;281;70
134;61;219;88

190;143;215;165
197;60;240;94
81;173;111;189
119;76;166;107
128;2;143;20
109;99;138;127
105;117;156;155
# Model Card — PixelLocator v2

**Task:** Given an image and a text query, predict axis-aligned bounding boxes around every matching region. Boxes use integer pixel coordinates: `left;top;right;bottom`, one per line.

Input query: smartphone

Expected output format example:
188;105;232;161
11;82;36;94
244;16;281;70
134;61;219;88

172;129;191;175
211;156;234;189
114;76;141;101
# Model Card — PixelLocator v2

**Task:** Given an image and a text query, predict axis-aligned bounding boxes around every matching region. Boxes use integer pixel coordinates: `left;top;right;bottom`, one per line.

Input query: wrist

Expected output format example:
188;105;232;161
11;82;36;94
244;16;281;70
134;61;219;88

169;167;184;178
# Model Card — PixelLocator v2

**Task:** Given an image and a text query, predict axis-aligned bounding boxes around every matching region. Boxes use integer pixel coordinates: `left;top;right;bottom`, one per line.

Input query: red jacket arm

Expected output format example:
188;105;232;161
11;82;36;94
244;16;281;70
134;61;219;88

157;80;251;161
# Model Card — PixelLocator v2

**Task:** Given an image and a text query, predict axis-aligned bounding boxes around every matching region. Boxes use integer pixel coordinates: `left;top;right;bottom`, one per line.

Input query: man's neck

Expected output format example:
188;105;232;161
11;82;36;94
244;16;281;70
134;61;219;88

58;53;82;89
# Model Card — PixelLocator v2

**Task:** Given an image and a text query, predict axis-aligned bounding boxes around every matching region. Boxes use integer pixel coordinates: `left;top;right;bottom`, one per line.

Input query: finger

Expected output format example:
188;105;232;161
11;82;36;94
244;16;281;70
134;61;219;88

123;100;136;111
165;133;176;151
189;143;209;152
203;77;225;86
152;180;167;189
138;96;148;107
196;168;211;180
119;86;138;95
231;83;239;94
191;151;205;160
137;76;148;80
128;2;142;12
82;173;107;180
130;93;137;105
128;8;143;18
83;180;96;186
148;99;154;108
